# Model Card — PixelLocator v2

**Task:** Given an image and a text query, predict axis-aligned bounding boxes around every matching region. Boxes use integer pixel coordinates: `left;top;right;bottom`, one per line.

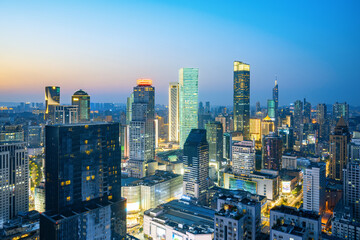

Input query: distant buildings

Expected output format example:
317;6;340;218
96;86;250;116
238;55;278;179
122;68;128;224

0;142;29;228
329;117;350;181
179;68;199;147
0;125;24;142
183;129;209;205
71;89;90;122
303;162;326;214
233;61;250;140
333;102;349;125
168;82;179;142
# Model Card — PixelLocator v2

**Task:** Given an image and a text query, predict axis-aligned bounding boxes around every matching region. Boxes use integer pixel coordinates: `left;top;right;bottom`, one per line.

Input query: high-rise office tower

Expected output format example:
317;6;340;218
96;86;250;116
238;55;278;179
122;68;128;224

128;79;155;178
303;98;312;123
0;142;29;228
48;105;79;124
232;140;255;174
343;139;360;220
126;93;134;125
333;102;349;125
267;99;276;121
329;117;350;181
71;89;90;122
41;123;126;239
169;82;179;142
179;68;199;147
317;103;329;141
233;61;250;140
303;162;326;214
45;86;60;121
273;80;279;122
206;121;223;166
261;115;275;137
293;100;303;139
262;132;283;170
183;129;209;205
256;101;261;113
343;164;360;220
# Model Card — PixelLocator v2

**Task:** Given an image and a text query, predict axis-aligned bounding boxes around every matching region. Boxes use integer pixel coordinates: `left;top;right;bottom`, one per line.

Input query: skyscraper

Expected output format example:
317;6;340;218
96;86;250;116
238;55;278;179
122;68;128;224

41;122;126;239
333;102;349;125
303;162;326;214
303;98;312;124
267;99;276;121
329;117;350;181
183;129;209;205
0;142;29;228
126;93;134;125
128;79;155;178
45;86;60;121
232;140;255;174
179;68;199;147
71;89;90;122
273;79;279;123
293;100;303;139
206;121;223;164
262;132;283;171
233;61;250;140
317;103;329;141
168;82;179;142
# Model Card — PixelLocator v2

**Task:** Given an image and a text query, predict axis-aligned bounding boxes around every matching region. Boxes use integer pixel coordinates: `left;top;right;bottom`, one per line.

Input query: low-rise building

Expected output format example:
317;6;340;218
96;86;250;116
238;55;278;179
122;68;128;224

270;205;321;240
332;205;360;240
214;205;246;240
270;223;306;240
143;200;214;240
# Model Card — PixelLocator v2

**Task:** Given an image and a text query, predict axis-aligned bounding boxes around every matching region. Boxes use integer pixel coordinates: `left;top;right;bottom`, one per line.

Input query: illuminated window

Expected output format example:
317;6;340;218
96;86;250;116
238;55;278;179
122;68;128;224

61;182;64;186
86;176;90;181
91;175;95;180
108;195;112;200
86;166;89;170
67;196;71;201
85;140;88;144
66;180;71;185
85;125;89;129
109;186;112;190
86;196;90;201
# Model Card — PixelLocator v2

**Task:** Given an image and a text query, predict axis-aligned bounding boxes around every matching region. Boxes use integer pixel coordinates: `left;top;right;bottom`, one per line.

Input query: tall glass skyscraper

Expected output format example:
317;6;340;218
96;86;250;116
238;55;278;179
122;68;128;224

233;61;250;140
179;68;199;147
169;82;179;142
71;89;90;122
273;80;279;124
267;99;276;121
128;79;155;178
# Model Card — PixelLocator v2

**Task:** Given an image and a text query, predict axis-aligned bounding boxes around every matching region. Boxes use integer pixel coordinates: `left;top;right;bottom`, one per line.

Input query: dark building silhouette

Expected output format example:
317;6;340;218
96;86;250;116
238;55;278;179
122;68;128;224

262;132;283;171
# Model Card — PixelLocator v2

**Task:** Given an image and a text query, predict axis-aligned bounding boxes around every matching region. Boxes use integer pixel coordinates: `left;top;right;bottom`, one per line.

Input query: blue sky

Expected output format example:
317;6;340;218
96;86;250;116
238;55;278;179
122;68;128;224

0;0;359;106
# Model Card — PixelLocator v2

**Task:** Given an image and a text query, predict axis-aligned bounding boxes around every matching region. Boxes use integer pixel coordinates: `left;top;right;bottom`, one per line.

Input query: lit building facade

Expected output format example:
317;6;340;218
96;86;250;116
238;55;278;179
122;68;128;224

303;162;326;214
128;79;155;178
0;142;29;228
262;132;283;171
329;117;350;181
233;61;250;140
232;140;255;174
168;82;179;142
179;68;199;147
206;121;224;165
71;89;90;122
45;86;60;121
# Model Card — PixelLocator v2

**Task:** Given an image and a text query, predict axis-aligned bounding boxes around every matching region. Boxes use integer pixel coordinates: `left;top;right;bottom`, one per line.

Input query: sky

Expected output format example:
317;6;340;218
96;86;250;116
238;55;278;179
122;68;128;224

0;0;360;106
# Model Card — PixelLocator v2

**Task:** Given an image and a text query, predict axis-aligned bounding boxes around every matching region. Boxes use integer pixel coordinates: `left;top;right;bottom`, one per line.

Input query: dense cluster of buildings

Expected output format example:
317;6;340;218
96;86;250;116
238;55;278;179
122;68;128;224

0;61;360;239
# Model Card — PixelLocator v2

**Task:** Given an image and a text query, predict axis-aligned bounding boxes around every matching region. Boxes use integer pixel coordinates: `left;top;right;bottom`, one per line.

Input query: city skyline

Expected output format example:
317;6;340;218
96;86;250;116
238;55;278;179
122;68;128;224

1;1;360;105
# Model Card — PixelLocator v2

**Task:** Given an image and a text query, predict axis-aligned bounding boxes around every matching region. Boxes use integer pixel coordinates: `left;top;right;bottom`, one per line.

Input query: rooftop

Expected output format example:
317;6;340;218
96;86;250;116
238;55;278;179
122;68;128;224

122;170;181;187
271;205;320;220
272;223;306;237
144;200;215;235
215;205;244;220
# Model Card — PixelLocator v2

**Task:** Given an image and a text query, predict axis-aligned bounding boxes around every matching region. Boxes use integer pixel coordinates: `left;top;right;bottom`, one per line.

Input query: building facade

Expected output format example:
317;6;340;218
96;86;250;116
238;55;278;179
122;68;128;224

168;82;179;142
45;86;60;121
0;142;29;228
183;129;209;205
71;89;90;122
233;61;250;140
232;140;255;174
179;68;199;147
262;132;283;171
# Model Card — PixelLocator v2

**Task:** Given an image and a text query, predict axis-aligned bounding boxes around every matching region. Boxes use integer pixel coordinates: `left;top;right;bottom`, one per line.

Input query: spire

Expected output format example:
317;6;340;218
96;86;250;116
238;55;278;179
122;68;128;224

275;75;278;86
336;116;347;128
